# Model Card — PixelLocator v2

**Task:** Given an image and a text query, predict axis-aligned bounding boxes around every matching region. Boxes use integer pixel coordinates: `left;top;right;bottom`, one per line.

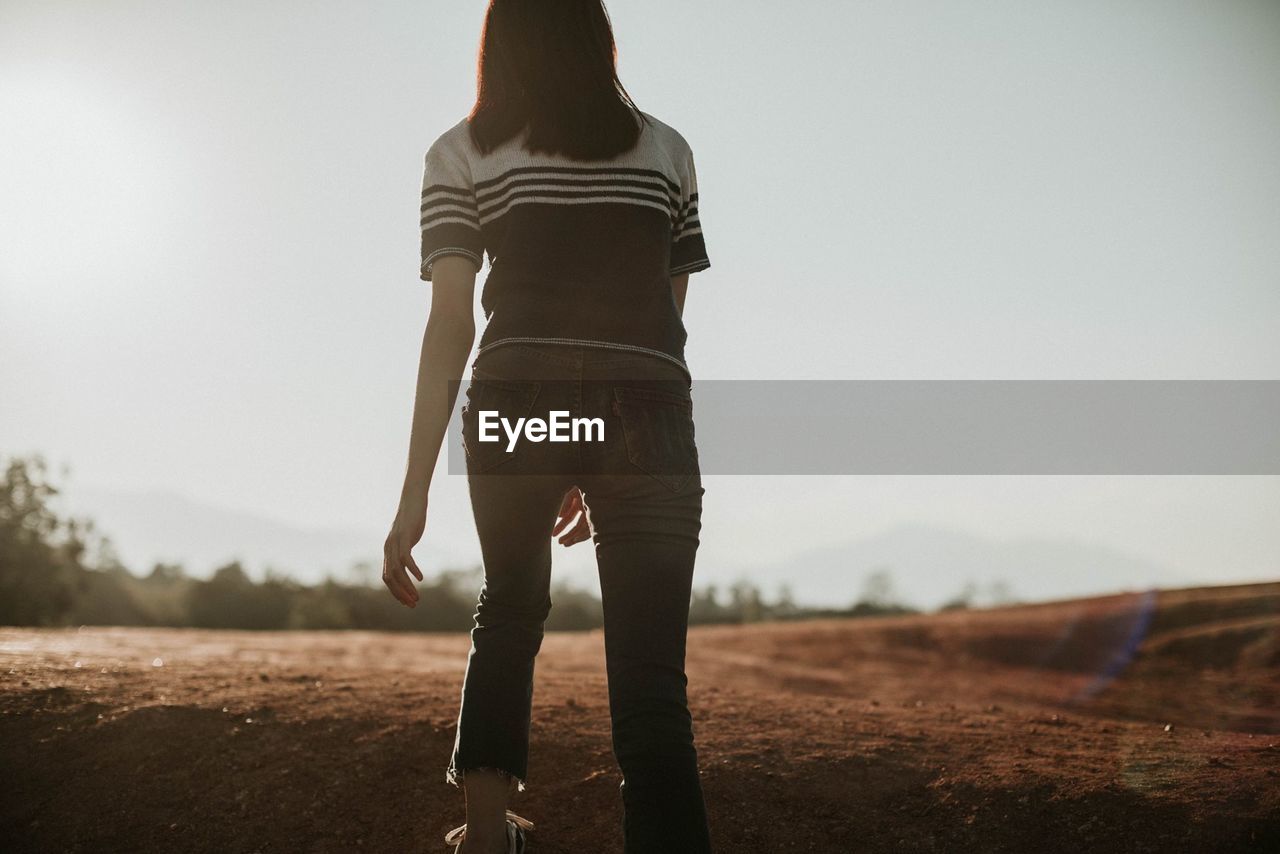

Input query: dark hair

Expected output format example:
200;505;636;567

467;0;649;161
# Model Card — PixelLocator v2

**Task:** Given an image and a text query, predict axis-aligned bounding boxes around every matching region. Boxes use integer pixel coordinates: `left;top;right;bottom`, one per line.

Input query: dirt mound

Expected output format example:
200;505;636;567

2;583;1278;852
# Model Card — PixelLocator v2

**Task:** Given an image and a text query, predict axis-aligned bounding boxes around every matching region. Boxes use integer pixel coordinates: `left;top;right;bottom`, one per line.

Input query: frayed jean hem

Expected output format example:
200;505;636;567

447;763;528;794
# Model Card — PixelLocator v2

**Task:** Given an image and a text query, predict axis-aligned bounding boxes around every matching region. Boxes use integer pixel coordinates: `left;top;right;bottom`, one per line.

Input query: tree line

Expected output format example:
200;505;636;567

1;454;937;631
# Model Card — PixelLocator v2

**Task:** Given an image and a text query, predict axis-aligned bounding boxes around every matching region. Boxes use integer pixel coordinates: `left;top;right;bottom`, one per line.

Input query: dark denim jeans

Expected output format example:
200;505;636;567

446;343;713;854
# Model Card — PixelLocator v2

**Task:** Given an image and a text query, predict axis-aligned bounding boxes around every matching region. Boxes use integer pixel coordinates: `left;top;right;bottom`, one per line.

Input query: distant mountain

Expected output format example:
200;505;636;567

61;487;476;583
741;522;1184;610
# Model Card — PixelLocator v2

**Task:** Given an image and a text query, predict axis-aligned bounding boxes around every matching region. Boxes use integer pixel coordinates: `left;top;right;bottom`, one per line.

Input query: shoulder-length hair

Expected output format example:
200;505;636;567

467;0;649;161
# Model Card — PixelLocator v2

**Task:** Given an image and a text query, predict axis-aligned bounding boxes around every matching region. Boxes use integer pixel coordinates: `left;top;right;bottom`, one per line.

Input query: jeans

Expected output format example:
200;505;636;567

446;343;713;854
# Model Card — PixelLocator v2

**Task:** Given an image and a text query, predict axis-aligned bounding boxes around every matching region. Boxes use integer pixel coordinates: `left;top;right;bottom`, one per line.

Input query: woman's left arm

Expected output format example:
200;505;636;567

383;256;477;607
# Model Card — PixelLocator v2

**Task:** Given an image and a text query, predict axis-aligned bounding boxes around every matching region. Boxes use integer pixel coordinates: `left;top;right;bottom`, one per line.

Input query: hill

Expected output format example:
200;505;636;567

1;582;1276;852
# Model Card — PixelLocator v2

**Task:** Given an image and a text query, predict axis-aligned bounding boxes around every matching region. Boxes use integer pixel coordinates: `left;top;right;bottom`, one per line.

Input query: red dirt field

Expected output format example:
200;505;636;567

2;582;1278;853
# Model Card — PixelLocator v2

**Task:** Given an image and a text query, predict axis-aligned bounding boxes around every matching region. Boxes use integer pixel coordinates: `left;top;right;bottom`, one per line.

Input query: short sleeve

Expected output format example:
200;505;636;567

419;135;484;282
669;146;710;276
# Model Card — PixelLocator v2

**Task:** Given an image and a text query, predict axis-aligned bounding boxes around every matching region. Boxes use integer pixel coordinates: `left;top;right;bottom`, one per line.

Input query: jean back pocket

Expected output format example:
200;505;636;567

461;372;542;472
611;385;699;492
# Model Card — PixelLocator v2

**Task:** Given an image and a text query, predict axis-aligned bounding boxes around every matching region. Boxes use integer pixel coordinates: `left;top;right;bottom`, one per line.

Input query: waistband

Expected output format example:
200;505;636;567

474;337;692;380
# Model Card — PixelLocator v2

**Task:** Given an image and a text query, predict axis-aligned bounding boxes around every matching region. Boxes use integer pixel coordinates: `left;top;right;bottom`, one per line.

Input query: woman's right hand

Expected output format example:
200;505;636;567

552;486;592;547
383;497;426;608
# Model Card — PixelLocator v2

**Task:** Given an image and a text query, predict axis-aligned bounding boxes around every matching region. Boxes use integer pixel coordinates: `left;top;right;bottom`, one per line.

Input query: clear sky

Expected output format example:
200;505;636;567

2;1;1277;599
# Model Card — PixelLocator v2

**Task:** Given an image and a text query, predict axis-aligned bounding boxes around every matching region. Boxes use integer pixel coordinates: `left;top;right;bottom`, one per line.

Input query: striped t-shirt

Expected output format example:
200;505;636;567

419;111;709;374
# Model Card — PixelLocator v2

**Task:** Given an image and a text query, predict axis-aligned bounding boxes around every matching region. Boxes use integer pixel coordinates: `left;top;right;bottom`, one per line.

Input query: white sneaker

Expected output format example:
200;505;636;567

444;810;535;853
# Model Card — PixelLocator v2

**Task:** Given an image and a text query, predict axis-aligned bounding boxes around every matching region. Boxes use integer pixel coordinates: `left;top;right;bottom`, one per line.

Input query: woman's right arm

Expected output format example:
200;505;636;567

382;256;477;608
671;272;690;317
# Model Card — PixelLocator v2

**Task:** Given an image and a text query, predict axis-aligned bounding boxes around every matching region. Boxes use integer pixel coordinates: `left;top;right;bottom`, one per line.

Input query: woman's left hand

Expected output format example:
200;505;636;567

383;498;426;607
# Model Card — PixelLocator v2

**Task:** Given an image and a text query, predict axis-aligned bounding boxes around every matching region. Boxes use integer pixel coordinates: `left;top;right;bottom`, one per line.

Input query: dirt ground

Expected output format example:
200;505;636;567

2;582;1278;853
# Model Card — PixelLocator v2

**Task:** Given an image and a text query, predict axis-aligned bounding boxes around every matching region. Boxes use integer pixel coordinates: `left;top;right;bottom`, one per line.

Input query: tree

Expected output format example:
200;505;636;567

940;580;978;612
689;584;730;625
0;455;89;626
147;562;186;583
729;579;764;623
848;567;915;617
187;561;293;630
856;567;896;610
773;582;799;619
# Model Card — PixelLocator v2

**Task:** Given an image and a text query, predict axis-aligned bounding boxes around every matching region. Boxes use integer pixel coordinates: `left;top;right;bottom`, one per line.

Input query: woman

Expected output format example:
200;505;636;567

383;2;713;852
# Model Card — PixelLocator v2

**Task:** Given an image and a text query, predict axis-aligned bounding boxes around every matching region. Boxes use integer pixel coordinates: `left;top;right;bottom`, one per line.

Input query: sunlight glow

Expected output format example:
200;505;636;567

0;70;182;305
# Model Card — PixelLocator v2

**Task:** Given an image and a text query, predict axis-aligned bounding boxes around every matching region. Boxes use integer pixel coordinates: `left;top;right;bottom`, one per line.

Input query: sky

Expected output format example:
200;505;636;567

1;1;1278;603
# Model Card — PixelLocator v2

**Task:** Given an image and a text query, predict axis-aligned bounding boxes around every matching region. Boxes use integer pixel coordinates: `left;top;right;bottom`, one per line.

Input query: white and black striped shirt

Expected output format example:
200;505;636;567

419;111;709;374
